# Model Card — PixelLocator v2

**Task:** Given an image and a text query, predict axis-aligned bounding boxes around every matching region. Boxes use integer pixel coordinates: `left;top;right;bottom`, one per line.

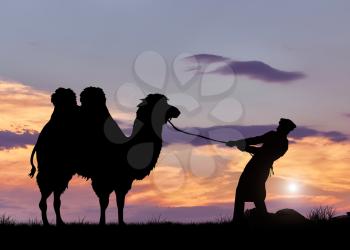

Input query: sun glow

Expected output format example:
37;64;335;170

287;182;299;193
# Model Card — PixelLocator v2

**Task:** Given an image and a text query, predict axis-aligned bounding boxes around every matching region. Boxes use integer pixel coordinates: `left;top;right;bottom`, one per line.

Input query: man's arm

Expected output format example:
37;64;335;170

240;145;259;154
226;131;273;148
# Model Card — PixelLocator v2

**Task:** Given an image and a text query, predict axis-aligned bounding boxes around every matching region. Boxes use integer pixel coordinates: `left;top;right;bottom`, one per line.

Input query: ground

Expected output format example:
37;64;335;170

1;217;349;247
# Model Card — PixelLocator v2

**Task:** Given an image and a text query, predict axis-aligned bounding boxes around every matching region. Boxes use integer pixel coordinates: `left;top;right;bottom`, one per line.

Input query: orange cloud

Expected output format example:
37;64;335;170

0;80;52;132
1;79;350;220
128;137;350;214
0;147;36;187
1;134;350;221
276;136;350;193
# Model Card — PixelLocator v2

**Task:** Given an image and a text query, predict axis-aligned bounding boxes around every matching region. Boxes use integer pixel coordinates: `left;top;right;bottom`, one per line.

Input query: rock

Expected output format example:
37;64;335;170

331;213;350;224
273;208;308;225
244;208;308;226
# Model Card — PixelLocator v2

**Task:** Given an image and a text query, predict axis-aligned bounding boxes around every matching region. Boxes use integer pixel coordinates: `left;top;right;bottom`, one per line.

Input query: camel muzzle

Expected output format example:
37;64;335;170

167;106;180;119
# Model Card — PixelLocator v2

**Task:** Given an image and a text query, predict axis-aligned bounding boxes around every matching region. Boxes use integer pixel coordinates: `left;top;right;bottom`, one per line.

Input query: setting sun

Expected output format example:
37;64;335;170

287;183;299;193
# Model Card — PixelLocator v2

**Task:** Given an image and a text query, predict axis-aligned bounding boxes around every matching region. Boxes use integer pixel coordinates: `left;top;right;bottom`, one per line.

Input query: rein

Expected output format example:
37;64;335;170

167;120;227;144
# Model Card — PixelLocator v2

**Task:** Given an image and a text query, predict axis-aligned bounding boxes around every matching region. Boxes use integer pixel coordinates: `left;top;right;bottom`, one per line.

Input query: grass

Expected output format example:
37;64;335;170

1;207;349;246
0;215;15;226
0;206;344;228
307;206;336;222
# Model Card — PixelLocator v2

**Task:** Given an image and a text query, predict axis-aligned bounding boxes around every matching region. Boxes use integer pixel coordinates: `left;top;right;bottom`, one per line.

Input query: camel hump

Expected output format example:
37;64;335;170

51;87;77;107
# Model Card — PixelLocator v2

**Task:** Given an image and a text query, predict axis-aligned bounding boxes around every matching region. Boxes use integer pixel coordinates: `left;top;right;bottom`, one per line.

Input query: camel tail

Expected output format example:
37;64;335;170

29;144;37;178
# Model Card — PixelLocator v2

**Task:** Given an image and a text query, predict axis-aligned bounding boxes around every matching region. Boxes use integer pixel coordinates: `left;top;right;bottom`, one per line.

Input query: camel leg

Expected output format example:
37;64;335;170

39;190;51;226
54;190;65;226
116;191;126;226
98;193;109;225
233;194;245;222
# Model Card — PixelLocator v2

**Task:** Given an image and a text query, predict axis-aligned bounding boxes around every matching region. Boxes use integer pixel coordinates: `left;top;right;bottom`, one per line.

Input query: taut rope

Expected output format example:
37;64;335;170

167;120;227;144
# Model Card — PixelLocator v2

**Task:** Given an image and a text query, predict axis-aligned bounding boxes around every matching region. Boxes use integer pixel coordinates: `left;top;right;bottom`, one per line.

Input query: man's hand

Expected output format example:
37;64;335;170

236;144;246;151
226;140;247;151
225;141;236;147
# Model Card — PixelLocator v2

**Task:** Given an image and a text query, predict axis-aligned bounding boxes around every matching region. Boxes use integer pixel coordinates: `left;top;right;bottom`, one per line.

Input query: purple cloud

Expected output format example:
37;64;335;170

163;124;348;146
0;130;38;150
215;60;305;82
124;204;233;223
344;113;350;118
187;53;229;64
0;185;232;223
2;123;346;150
185;54;306;83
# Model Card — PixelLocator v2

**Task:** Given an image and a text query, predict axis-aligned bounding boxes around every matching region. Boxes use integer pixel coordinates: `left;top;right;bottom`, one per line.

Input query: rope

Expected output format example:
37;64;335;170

168;120;265;171
167;120;227;144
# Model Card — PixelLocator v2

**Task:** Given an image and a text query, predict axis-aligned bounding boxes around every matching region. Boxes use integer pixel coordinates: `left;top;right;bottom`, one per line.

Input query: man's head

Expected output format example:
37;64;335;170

277;118;296;134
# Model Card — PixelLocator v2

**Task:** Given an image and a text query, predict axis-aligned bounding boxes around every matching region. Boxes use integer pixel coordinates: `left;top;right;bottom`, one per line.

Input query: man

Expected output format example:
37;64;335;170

226;118;296;222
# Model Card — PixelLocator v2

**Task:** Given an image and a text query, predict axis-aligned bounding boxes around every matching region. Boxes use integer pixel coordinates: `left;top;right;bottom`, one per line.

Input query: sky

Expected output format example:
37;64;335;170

0;0;350;223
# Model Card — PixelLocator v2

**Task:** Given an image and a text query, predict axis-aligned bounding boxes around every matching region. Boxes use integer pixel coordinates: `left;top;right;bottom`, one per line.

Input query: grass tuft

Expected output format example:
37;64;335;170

307;206;336;222
0;214;15;226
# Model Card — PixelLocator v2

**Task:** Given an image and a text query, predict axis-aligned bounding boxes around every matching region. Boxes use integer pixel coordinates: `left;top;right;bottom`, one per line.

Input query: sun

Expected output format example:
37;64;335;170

287;182;299;193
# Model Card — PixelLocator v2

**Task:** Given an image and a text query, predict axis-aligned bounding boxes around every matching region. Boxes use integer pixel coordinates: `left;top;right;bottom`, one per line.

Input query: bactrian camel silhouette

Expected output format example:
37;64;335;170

30;87;180;225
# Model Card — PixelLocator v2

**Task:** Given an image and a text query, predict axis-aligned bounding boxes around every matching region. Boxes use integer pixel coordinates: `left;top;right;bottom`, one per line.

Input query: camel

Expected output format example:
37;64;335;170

29;87;80;225
30;87;180;225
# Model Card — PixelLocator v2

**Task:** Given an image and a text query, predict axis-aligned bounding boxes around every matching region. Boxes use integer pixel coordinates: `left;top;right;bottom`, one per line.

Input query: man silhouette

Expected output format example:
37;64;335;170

226;118;296;222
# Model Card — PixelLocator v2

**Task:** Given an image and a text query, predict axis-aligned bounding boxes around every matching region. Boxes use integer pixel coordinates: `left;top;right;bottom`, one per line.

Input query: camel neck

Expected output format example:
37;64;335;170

130;119;163;143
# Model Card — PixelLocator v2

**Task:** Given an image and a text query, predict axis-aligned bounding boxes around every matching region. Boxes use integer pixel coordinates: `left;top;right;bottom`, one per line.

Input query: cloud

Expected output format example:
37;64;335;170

1;136;350;223
185;54;306;83
0;80;52;131
290;127;348;142
344;113;350;118
215;60;306;82
186;53;229;64
0;130;38;150
163;124;349;146
0;81;49;106
124;204;233;223
128;137;350;218
1;79;349;223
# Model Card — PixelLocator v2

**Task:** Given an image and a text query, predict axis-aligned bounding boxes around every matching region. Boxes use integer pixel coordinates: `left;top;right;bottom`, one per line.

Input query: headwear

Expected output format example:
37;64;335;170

279;118;296;131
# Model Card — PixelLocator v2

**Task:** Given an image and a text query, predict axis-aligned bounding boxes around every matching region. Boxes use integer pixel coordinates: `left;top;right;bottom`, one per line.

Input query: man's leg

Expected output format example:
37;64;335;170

254;200;267;216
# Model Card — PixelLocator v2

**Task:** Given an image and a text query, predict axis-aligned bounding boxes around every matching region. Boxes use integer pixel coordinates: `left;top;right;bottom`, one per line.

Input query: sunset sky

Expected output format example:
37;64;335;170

1;0;350;223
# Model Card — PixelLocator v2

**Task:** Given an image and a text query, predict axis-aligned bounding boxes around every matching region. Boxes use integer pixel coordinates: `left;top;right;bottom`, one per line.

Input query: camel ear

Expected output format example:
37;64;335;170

137;99;147;107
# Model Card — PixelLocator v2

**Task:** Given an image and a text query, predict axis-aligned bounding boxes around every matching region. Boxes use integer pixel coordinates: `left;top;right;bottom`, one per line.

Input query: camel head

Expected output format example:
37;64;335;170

136;93;180;127
127;94;180;180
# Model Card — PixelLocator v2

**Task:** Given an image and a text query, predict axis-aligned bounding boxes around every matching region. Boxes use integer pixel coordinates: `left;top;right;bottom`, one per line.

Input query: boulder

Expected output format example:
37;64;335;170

273;208;308;225
244;208;308;225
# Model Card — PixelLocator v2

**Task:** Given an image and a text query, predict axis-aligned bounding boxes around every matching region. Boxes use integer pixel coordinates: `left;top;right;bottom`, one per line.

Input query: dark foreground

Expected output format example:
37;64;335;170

1;218;350;247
